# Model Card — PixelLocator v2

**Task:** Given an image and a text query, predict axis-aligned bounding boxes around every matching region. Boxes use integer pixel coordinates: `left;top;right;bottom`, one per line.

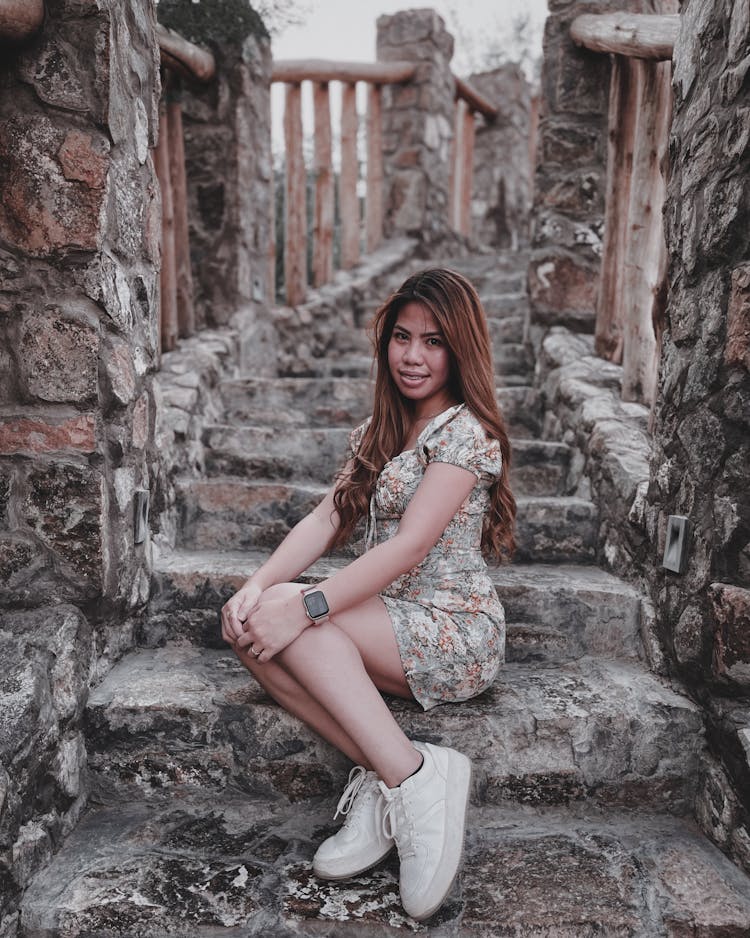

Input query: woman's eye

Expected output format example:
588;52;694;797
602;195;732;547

428;337;443;347
393;331;408;341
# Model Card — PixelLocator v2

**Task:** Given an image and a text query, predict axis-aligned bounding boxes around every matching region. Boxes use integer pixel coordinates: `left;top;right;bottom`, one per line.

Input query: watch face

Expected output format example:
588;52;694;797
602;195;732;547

304;590;329;619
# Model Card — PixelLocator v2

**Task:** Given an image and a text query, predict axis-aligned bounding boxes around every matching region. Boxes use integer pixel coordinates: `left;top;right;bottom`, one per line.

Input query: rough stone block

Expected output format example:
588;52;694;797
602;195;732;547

710;582;750;687
17;310;99;404
726;263;750;369
20;461;104;590
0;117;106;256
0;414;96;456
528;252;598;319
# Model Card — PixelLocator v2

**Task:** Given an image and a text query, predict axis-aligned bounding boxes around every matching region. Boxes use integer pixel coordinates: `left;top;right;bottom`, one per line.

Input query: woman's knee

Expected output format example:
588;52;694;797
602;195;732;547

259;581;304;603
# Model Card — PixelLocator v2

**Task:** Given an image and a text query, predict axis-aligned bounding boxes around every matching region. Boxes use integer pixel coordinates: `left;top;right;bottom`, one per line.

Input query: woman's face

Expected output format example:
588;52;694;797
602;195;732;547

387;302;454;417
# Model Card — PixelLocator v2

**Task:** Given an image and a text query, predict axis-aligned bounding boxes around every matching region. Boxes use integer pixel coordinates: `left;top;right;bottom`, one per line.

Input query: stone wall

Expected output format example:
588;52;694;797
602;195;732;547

644;0;750;870
0;0;161;922
469;64;534;250
376;9;455;243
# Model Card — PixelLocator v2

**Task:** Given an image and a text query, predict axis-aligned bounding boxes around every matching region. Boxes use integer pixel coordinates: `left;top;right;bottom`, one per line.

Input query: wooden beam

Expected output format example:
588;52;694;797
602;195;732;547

621;58;672;405
312;82;334;287
454;75;498;120
570;12;679;60
272;59;416;85
155;100;178;352
0;0;43;42
596;55;637;363
459;105;475;237
339;82;360;270
166;96;195;338
365;84;384;254
283;82;307;307
156;23;216;82
449;99;466;231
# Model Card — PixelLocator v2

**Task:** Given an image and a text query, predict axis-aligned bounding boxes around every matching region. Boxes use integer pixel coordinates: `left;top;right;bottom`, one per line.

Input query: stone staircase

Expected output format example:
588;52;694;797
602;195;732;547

18;251;750;936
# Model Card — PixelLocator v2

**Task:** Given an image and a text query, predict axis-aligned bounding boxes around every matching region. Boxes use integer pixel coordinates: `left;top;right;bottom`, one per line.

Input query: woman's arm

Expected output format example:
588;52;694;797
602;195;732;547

221;471;345;643
237;461;479;659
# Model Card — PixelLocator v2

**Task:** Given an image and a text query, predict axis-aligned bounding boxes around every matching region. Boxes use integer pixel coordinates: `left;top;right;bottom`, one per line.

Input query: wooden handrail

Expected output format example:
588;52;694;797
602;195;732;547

156;23;216;82
570;12;680;61
272;59;416;84
454;75;497;120
0;0;44;42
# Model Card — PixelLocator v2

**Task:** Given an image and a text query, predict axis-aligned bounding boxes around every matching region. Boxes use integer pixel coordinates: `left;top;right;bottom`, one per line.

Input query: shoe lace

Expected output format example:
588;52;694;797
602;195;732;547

333;765;369;821
381;791;416;860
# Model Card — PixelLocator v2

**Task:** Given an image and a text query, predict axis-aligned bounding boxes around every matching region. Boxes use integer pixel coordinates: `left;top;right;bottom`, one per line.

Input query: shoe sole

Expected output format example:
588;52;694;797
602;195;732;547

405;747;472;922
313;843;395;881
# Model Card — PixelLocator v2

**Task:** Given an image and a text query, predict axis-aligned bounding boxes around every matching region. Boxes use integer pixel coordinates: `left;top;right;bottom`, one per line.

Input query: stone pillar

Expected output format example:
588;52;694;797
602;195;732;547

0;0;160;921
0;0;160;618
645;0;750;871
376;9;455;242
157;0;273;327
528;0;669;338
468;64;533;249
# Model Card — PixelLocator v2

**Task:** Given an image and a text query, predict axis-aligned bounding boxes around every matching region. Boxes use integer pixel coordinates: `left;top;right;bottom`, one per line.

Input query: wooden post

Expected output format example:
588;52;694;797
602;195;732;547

312;81;334;287
449;98;465;231
269;157;276;305
459;105;475;237
595;55;638;363
155;98;178;352
284;82;307;307
621;58;672;405
166;94;195;338
365;83;384;254
340;81;360;269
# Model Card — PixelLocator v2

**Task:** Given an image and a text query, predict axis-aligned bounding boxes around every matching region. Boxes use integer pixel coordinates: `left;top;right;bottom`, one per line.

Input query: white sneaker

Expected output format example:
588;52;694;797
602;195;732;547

379;741;472;921
313;765;394;880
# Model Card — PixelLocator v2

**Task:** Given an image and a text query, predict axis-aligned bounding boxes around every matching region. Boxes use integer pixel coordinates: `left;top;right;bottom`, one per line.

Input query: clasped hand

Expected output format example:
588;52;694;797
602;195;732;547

221;583;309;663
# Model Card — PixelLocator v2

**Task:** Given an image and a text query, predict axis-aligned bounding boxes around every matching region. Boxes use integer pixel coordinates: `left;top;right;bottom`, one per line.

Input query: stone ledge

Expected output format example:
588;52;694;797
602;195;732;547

534;325;663;671
84;644;703;812
19;797;750;936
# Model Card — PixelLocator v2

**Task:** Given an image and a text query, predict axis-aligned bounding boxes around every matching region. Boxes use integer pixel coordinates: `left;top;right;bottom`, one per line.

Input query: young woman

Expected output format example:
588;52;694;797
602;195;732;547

221;267;517;922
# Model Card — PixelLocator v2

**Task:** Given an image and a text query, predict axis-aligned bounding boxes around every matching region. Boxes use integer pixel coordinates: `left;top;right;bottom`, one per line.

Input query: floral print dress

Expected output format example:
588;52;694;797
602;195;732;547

347;403;506;710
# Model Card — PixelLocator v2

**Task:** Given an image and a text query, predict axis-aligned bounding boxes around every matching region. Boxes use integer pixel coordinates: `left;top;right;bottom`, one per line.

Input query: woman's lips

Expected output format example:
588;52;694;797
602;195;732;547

399;372;428;383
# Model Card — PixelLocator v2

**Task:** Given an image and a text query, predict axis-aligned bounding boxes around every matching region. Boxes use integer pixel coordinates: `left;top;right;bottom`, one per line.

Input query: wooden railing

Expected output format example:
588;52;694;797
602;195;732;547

0;0;44;42
271;59;417;307
272;59;498;307
449;78;497;236
571;10;680;409
154;25;215;354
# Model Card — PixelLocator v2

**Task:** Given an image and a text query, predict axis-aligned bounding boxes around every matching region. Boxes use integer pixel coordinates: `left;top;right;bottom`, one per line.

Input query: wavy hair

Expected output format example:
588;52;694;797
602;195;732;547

331;267;517;563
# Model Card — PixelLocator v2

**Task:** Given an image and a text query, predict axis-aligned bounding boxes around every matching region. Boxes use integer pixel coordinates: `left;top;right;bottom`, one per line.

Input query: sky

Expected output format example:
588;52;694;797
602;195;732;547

268;0;549;156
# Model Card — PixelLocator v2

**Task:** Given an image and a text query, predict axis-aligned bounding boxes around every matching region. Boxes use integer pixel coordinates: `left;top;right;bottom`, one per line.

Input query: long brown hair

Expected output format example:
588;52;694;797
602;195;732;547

331;268;517;563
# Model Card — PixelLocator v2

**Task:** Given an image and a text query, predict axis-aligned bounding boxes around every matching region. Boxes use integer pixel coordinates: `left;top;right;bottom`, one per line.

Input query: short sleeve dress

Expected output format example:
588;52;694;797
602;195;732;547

346;402;506;711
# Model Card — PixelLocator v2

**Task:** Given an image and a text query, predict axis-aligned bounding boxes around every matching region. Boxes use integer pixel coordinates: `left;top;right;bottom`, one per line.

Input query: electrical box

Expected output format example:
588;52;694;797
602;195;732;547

662;514;690;573
134;489;149;545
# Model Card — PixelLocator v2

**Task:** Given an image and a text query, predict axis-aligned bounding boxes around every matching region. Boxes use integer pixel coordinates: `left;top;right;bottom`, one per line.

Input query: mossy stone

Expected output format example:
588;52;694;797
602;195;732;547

157;0;269;48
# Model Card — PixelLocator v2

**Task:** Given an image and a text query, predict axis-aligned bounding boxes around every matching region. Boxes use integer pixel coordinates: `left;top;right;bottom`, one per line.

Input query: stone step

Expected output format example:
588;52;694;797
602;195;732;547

488;313;525;344
218;376;543;435
83;644;702;812
20;797;750;936
175;478;596;563
202;424;572;491
146;550;643;664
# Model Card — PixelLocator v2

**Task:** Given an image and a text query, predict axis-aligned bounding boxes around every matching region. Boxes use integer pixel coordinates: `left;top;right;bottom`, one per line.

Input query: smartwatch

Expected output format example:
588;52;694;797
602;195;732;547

301;587;330;623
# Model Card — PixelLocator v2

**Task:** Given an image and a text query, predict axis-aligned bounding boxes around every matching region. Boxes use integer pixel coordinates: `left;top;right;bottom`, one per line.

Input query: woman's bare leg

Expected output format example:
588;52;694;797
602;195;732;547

235;647;372;767
232;582;422;788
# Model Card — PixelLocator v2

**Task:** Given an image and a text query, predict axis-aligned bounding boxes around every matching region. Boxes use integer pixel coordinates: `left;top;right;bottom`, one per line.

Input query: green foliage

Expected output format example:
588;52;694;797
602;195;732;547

157;0;270;47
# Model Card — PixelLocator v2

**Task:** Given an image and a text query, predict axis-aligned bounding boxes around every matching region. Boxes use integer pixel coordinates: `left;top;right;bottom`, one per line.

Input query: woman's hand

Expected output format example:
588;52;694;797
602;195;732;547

235;593;310;663
221;581;262;646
